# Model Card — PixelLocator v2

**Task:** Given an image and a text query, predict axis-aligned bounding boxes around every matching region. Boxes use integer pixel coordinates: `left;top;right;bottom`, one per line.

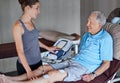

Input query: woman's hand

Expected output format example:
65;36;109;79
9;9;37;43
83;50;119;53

26;71;38;80
47;46;60;53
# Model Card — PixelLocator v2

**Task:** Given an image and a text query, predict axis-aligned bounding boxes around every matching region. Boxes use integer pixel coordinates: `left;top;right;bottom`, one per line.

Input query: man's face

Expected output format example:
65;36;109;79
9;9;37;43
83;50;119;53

86;13;101;34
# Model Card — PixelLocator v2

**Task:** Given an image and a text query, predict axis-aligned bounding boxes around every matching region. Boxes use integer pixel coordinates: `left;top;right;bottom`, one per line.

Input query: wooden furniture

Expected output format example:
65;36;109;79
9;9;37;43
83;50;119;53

0;38;54;59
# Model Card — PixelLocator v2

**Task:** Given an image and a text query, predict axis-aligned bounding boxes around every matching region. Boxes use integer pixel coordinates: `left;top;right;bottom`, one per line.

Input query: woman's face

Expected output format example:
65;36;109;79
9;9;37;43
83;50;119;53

29;2;40;19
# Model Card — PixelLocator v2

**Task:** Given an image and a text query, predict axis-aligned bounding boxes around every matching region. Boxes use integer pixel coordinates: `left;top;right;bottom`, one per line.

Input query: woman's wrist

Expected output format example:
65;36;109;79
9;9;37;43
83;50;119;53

45;46;50;51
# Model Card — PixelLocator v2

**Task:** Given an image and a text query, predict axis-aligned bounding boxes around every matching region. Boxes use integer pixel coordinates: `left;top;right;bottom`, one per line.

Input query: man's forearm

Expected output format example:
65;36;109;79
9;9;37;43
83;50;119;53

94;61;110;77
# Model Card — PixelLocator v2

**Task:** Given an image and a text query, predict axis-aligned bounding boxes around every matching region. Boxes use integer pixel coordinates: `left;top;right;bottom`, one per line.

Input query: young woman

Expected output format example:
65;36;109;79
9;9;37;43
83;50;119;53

13;0;57;80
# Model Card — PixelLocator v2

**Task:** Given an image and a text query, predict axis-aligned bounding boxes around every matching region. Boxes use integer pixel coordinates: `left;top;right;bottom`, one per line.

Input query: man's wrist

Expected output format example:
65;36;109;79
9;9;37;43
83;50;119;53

92;72;97;78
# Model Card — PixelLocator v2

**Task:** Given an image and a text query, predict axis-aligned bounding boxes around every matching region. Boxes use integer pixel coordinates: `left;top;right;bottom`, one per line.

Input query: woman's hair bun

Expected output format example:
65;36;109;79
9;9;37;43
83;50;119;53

18;0;39;11
18;0;24;5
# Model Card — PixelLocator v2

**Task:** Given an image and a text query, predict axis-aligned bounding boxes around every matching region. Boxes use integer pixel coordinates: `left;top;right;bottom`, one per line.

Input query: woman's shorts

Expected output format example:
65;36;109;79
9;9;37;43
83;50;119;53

17;60;42;75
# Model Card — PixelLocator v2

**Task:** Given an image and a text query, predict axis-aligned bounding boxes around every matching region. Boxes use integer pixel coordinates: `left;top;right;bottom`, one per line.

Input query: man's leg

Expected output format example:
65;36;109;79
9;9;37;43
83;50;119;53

40;69;67;83
6;65;53;81
22;69;67;83
0;69;67;83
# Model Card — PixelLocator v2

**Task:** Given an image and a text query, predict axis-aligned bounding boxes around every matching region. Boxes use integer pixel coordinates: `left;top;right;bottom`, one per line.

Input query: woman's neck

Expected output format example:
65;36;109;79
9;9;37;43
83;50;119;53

21;13;32;23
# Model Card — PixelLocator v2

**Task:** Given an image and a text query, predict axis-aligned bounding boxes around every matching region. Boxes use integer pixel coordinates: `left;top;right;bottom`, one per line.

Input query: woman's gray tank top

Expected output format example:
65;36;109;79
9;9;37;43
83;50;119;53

18;19;41;65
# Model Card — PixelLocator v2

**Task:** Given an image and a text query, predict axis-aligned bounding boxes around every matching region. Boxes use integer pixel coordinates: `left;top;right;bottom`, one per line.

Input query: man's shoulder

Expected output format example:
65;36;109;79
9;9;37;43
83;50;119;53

102;29;111;36
101;29;113;40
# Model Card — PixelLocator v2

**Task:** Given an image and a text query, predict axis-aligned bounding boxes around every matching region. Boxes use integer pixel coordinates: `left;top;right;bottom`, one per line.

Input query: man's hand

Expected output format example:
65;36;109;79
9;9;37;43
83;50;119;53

26;71;38;80
81;74;95;82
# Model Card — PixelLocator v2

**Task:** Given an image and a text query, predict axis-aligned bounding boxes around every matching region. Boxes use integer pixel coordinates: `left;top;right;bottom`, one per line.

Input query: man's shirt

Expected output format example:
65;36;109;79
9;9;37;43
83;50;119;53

73;28;113;72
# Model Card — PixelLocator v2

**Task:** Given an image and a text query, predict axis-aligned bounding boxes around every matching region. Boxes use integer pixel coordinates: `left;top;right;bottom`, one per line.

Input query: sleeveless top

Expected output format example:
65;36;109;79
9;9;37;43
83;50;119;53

18;19;41;65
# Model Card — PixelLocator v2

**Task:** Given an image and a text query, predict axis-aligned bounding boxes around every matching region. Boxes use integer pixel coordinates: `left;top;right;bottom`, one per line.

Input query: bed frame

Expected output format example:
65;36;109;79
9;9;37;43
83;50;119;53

0;38;54;59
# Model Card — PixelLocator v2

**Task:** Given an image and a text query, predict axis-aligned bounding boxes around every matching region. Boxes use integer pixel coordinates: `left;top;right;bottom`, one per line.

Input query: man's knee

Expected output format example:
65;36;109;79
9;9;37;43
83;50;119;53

42;70;67;83
48;69;66;76
47;70;67;82
43;70;66;79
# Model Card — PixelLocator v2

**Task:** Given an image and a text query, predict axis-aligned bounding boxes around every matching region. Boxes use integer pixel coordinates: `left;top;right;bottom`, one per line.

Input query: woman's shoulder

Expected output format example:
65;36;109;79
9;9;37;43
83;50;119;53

13;20;23;33
13;20;23;30
14;20;21;27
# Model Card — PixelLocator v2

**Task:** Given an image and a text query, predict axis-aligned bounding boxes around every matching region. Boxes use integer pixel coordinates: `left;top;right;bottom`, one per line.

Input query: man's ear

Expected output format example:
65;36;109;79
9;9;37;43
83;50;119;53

99;23;102;28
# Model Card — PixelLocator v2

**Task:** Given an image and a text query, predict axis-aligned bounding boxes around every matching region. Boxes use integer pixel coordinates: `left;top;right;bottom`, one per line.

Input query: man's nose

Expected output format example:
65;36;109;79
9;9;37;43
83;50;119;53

86;22;89;27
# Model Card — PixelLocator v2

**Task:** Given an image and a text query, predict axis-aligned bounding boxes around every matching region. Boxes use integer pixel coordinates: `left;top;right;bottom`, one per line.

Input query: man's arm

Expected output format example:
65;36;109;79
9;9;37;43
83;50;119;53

94;60;110;77
82;60;110;82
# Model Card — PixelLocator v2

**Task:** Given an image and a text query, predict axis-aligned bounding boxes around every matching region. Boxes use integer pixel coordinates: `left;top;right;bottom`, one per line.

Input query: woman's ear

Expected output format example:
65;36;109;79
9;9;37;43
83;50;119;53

25;5;31;11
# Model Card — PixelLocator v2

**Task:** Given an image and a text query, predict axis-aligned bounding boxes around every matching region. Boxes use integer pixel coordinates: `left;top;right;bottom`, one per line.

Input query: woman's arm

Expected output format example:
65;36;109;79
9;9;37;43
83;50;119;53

38;41;58;53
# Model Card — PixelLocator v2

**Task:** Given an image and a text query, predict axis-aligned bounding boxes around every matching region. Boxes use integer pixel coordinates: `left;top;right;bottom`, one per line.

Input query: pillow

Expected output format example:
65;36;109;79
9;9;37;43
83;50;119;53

39;30;76;42
111;17;120;24
103;23;120;60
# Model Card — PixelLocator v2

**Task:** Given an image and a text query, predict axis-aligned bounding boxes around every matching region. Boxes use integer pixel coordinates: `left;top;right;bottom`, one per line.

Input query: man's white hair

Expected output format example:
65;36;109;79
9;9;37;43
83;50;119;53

91;11;106;26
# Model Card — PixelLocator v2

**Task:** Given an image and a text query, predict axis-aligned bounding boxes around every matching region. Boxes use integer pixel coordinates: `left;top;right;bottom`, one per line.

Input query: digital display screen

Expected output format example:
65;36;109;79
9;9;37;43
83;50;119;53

56;41;66;48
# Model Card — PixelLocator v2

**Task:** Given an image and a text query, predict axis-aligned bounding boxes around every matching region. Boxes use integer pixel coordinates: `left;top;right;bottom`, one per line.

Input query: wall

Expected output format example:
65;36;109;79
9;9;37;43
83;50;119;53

36;0;80;35
0;0;80;43
0;0;11;43
0;0;80;72
0;0;21;43
80;0;120;76
0;57;17;73
80;0;120;35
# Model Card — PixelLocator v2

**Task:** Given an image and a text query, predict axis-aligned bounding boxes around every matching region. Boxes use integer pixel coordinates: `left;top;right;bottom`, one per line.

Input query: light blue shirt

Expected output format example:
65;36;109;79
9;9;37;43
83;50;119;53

72;28;113;72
